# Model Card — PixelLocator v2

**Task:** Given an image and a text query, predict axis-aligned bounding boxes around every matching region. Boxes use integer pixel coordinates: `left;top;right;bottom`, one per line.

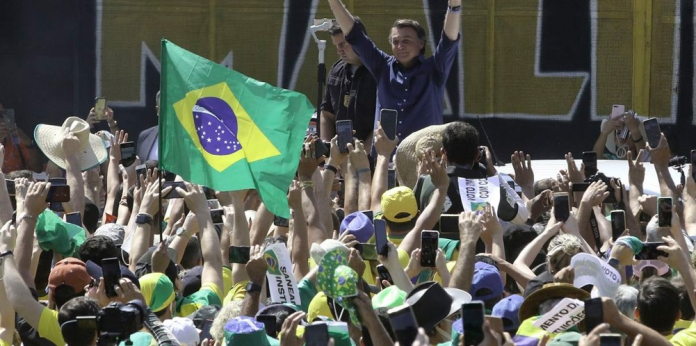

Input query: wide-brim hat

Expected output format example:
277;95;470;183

519;283;590;323
394;124;448;189
405;281;472;332
34;116;108;171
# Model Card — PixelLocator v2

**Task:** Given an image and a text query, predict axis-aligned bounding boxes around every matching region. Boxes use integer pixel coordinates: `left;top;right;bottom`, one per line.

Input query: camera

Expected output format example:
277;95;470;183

585;172;620;204
97;300;145;345
668;156;687;167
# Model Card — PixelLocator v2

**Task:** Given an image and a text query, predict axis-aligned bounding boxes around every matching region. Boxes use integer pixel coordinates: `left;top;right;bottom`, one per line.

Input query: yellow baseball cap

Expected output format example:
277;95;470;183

381;187;418;223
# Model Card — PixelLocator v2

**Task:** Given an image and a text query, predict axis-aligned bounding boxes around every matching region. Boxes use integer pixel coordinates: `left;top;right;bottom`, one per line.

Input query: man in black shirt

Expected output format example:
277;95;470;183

320;21;377;148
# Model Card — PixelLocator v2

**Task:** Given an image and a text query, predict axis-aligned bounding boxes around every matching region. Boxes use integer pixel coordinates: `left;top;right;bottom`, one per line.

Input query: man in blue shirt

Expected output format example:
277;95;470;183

326;0;461;141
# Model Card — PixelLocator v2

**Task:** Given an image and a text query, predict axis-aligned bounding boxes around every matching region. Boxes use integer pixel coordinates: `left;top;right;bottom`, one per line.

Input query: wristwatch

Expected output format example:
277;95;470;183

607;257;621;268
135;213;153;225
0;251;13;259
245;281;262;294
448;5;462;12
175;227;191;239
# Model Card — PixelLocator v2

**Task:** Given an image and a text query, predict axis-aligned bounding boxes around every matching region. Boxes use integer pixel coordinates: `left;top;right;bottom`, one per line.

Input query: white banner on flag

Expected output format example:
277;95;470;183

532;298;585;333
263;243;301;305
457;176;501;213
570;253;621;298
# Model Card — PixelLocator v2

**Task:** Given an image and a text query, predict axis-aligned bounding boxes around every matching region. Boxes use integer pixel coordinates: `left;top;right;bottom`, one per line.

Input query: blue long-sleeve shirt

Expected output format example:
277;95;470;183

344;20;460;140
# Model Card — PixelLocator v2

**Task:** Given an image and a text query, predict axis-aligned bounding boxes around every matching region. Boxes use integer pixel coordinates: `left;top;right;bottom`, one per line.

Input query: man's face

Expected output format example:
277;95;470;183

331;34;360;66
390;26;424;66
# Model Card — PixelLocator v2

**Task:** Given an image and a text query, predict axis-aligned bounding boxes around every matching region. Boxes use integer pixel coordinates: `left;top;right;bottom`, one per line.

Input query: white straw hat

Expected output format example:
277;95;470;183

34;117;108;172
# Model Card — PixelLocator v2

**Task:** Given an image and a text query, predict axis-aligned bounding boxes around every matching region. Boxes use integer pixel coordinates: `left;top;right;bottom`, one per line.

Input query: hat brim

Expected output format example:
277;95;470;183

444;288;472;316
34;124;108;172
519;284;590;323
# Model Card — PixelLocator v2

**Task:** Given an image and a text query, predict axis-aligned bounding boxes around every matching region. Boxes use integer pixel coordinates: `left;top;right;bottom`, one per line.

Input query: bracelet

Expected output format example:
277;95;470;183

19;213;36;224
448;5;462;12
0;251;13;258
300;181;314;190
324;164;338;175
356;168;370;175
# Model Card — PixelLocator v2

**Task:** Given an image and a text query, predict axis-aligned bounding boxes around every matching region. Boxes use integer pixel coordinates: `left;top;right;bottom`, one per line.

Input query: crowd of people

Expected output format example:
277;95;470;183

1;0;696;345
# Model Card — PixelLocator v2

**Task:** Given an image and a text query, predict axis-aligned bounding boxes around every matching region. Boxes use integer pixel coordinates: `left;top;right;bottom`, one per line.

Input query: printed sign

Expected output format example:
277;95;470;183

457;176;501;213
264;243;301;305
570;253;621;298
532;298;585;334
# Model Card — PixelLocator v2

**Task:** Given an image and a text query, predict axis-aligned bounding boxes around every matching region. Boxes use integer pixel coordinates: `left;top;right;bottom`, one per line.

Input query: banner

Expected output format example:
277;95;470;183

532;298;585;334
570;253;621;298
264;243;301;305
457;176;501;213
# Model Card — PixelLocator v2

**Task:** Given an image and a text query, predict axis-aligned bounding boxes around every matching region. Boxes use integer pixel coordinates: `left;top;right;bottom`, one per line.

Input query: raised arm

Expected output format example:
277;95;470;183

128;170;166;273
225;190;252;285
0;146;13;225
326;0;355;36
298;142;329;244
649;134;679;199
449;211;483;291
14;182;49;289
347;139;372;211
61;127;86;217
513;217;563;278
443;0;461;41
370;126;399;213
685;164;696;236
287;181;310;280
321;136;348;199
480;204;506;285
241;245;268;317
104;131;128;224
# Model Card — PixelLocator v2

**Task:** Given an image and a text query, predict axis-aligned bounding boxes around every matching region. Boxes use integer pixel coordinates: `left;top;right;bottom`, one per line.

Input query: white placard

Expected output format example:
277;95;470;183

532;298;585;333
263;243;301;305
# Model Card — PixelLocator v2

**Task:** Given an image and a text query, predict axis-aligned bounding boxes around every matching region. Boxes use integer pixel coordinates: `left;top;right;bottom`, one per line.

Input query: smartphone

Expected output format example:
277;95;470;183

643;118;661;148
374;219;388;256
657;197;673;227
3;109;15;133
584;297;604;333
305;323;329;346
387;168;397;189
65;212;82;227
380;109;398;140
162;181;185;199
387;305;418;346
461;301;485;346
359;243;377;261
228;246;251;264
256;314;278;338
691;150;696;182
571;182;590;192
635;242;669;260
439;214;459;233
376;264;394;286
336;120;353;154
49;177;67;185
553;192;570;222
582;151;598;177
599;334;623;346
206;199;222;210
135;164;147;188
210;209;224;224
360;210;374;221
610;210;626;242
6;179;15;196
102;257;122;297
94;97;107;121
119;141;136;167
273;215;289;227
199;319;214;342
46;185;70;203
315;140;330;159
611;104;625;119
420;230;439;267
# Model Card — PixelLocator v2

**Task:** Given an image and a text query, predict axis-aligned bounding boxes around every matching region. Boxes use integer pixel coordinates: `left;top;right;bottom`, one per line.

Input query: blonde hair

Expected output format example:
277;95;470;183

546;234;583;274
415;135;442;160
210;300;244;341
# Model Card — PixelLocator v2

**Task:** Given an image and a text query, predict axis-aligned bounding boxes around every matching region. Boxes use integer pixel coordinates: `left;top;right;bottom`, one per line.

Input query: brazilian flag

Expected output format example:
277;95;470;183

160;39;313;218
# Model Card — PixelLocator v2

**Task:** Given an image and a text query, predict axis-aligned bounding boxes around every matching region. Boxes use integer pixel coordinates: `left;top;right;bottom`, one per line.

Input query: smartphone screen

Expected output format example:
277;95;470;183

643;118;661;148
206;199;222;209
273;215;289;227
387;168;397;189
359;243;377;261
610;210;626;241
582;151;598;177
162;181;185;199
380;109;398;140
636;242;669;260
376;264;393;286
102;257;122;297
336;120;353;154
135;164;147;188
420;230;439;267
584;298;604;333
553;192;570;222
305;323;329;346
120;141;136;167
95;97;107;120
46;185;70;203
228;246;251;264
691;150;696;182
315;140;330;159
611;104;625;119
599;334;623;346
388;305;418;346
6;179;15;196
256;314;278;338
657;197;673;227
65;212;82;227
210;209;224;224
199;319;214;342
439;214;459;233
360;210;374;221
462;302;485;346
374;219;388;256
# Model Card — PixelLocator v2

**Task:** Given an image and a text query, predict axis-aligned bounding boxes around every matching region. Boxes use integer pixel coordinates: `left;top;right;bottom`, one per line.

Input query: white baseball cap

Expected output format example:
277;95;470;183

163;317;201;346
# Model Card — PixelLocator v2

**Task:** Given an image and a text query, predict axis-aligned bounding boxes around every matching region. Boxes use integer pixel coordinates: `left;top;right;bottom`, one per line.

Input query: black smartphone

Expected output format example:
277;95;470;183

571;182;590;192
657;197;673;227
102;257;122;297
635;242;669;260
439;214;459;233
360;210;374;221
553;192;570;222
199;319;214;342
374;219;388;256
420;230;439;267
376;264;394;286
387;168;397;189
6;179;15;196
256;314;278;338
359;243;377;261
461;301;486;346
642;118;661;148
582;151;598;177
305;323;329;346
135;164;147;188
162;181;185;199
336;120;353;154
380;109;398;140
691;150;696;182
228;246;251;264
610;210;626;242
273;215;289;227
599;333;623;346
584;297;604;333
49;177;67;185
315;140;330;159
210;209;224;224
49;202;64;212
388;305;418;346
119;141;136;167
65;212;82;227
46;185;70;203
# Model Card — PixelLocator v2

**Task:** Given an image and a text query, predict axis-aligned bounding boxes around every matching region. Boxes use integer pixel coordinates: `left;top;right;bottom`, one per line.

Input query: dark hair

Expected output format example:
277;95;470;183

384;216;417;233
637;277;680;333
391;19;427;54
59;297;100;346
7;170;33;180
442;121;479;166
329;17;364;36
77;236;119;265
671;276;695;320
181;236;202;269
83;201;100;234
54;285;87;310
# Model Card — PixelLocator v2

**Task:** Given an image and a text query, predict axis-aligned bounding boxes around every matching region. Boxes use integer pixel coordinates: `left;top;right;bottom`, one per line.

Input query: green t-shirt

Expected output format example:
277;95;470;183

298;278;318;313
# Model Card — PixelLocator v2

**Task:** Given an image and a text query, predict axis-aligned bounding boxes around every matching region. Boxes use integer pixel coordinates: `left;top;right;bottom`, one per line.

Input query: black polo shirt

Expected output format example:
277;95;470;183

320;60;377;141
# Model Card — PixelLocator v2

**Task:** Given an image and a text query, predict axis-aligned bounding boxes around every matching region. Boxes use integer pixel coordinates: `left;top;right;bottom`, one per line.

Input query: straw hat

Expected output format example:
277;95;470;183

34;117;108;171
394;124;448;189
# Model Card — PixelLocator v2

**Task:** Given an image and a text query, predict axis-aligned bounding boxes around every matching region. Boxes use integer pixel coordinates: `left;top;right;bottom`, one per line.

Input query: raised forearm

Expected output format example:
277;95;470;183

250;204;273;246
496;260;533;289
357;171;372;211
371;156;389;212
231;199;252;283
443;0;461;41
0;174;12;225
241;292;261;317
128;224;152;272
65;156;85;216
513;230;556;277
15;218;38;288
198;214;224;290
593;132;610;157
655;165;678;199
301;186;328;244
449;240;476;291
291;207;310;280
326;0;355;35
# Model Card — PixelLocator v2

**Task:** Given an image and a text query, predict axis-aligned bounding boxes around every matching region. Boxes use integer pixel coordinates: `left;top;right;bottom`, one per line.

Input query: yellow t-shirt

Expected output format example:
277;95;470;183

0;339;11;346
176;282;223;317
223;281;248;306
38;308;64;346
671;322;696;346
222;266;233;296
